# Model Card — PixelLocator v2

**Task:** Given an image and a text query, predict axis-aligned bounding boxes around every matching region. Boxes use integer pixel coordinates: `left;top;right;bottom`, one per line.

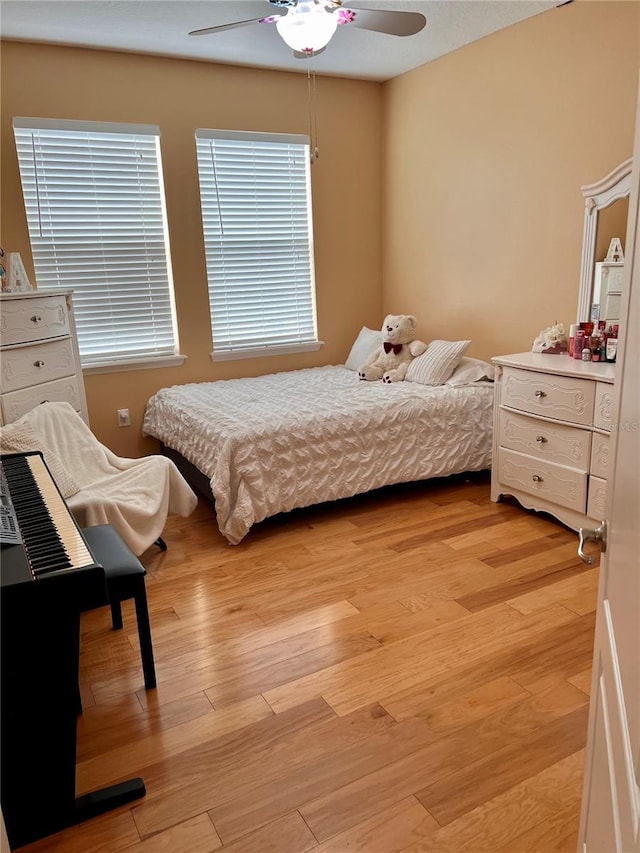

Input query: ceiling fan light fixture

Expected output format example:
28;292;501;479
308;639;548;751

276;1;338;54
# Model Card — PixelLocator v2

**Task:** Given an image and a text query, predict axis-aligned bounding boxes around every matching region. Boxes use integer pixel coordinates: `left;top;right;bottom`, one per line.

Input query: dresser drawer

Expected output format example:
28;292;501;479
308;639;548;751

1;338;76;393
587;476;607;520
499;409;591;471
502;367;595;426
593;382;616;431
1;376;84;423
498;447;588;513
590;432;611;480
0;294;70;346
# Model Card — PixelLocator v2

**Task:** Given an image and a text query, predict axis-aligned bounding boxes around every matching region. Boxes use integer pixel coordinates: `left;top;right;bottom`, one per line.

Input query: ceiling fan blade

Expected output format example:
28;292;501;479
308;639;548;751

338;7;426;37
189;15;282;37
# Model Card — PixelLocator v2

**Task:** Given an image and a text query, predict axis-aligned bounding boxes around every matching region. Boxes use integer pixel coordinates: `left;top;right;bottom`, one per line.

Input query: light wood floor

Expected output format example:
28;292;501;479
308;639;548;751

21;472;598;853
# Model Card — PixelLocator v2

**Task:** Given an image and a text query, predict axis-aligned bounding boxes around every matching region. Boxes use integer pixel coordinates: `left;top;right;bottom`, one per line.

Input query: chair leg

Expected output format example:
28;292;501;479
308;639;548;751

110;599;124;630
134;586;157;690
155;537;167;552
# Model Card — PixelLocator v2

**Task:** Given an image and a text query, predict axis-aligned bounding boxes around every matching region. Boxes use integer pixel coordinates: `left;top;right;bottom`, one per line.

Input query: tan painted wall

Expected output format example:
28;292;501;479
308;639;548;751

0;42;382;454
3;2;639;458
382;0;640;361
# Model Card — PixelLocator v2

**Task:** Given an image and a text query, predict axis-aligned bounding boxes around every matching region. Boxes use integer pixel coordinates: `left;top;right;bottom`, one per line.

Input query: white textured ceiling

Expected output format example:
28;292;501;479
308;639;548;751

0;0;563;82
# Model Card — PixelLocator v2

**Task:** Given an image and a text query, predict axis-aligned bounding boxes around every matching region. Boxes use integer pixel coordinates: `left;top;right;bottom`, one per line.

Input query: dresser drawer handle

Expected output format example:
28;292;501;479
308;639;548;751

534;390;547;398
30;315;43;324
34;359;45;368
535;435;547;444
532;474;544;483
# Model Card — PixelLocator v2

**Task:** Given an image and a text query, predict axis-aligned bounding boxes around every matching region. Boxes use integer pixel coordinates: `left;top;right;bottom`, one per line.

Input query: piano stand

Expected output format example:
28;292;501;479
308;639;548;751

8;779;146;849
0;453;149;850
2;596;147;849
74;777;146;821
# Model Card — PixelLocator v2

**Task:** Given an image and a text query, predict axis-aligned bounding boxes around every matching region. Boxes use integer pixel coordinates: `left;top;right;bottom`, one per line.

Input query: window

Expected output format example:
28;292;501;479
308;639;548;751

195;129;319;360
13;118;181;370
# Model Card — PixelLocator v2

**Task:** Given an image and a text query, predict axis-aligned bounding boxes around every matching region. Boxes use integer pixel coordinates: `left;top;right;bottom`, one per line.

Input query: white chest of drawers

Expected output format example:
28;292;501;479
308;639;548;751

491;352;616;531
0;290;88;424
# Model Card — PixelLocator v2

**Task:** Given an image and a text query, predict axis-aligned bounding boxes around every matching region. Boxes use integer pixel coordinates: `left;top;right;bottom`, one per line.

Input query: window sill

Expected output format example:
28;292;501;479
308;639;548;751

210;341;324;362
82;354;187;375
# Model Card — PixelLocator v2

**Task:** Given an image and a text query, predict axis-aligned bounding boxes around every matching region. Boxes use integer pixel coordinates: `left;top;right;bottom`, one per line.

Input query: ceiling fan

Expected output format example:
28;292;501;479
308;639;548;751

189;0;427;58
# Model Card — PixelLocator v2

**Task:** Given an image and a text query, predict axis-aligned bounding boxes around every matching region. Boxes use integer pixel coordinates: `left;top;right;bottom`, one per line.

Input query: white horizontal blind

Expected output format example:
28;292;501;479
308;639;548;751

13;118;178;367
195;129;317;356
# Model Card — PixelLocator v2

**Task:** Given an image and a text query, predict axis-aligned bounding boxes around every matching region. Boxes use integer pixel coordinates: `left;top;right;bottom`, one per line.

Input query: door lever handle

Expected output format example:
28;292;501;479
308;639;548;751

578;520;607;565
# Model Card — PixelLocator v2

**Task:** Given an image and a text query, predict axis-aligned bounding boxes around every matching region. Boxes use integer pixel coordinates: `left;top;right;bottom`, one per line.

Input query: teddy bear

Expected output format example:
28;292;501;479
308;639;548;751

359;314;427;383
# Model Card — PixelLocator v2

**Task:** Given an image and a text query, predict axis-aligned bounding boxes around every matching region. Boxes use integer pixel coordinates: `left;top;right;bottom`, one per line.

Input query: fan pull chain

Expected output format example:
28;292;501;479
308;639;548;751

312;66;319;162
307;57;320;164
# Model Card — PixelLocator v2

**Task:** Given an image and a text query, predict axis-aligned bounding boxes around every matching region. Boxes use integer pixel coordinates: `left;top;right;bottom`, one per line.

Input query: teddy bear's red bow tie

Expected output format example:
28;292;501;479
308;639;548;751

383;342;403;354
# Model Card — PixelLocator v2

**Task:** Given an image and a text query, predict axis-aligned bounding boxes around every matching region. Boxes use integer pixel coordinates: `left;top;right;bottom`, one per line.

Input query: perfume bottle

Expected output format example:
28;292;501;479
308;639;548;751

568;323;579;358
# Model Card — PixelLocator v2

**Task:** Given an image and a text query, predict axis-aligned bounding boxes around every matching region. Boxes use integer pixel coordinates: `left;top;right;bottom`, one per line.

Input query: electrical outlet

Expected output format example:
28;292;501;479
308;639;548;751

117;408;131;427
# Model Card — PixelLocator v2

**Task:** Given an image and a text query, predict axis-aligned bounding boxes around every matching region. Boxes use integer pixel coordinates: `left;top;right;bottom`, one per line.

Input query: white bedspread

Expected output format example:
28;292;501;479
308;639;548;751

143;366;493;545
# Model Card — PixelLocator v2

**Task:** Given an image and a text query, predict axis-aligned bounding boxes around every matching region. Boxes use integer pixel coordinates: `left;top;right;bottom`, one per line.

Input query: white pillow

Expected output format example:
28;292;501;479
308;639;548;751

446;357;495;386
406;339;471;386
0;422;81;499
344;326;381;371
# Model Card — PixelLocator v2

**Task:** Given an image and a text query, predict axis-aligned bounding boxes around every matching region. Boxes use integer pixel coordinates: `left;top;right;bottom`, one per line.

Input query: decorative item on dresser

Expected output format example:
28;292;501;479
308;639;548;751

491;351;615;532
0;289;88;425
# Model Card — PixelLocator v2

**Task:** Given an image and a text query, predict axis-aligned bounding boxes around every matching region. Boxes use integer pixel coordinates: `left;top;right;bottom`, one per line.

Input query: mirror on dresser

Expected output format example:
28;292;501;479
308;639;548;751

577;158;631;326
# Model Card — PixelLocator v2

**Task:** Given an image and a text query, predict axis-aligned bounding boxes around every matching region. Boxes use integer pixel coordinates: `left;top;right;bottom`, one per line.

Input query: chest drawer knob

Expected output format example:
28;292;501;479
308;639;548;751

534;390;547;398
30;315;43;324
535;435;548;444
532;474;544;483
34;359;45;368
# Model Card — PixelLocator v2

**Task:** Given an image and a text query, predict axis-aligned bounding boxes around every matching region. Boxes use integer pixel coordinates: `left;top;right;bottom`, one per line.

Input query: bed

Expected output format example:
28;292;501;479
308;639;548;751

142;355;494;545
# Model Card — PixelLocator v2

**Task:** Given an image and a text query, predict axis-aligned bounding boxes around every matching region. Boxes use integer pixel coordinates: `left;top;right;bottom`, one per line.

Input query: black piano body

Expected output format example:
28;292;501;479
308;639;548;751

1;451;145;849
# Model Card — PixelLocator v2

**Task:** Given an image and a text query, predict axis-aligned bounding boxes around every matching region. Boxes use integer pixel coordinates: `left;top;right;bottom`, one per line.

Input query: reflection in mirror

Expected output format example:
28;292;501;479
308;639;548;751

577;159;632;325
595;198;628;262
593;197;628;327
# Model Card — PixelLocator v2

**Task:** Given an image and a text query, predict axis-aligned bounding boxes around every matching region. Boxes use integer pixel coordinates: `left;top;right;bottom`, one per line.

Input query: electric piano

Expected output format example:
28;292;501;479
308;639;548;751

0;451;145;849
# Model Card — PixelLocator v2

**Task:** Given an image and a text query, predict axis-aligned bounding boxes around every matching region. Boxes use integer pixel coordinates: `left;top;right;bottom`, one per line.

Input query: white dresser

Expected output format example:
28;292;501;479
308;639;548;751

491;351;616;531
0;290;88;425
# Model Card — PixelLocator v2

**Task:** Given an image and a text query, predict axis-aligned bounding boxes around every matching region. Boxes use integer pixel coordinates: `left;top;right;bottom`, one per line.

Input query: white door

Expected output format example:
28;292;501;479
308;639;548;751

577;86;640;852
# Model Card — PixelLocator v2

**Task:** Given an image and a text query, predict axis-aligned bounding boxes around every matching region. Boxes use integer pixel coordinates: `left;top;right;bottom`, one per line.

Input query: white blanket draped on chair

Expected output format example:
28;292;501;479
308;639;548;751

1;402;198;556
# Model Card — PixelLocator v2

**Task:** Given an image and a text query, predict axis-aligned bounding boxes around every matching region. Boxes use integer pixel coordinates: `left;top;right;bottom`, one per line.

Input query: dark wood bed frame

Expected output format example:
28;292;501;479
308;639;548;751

160;444;215;505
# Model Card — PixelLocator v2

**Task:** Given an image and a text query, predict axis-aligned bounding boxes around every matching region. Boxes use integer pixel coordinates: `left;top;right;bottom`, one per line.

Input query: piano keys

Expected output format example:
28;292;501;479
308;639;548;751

1;451;145;849
1;452;97;587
